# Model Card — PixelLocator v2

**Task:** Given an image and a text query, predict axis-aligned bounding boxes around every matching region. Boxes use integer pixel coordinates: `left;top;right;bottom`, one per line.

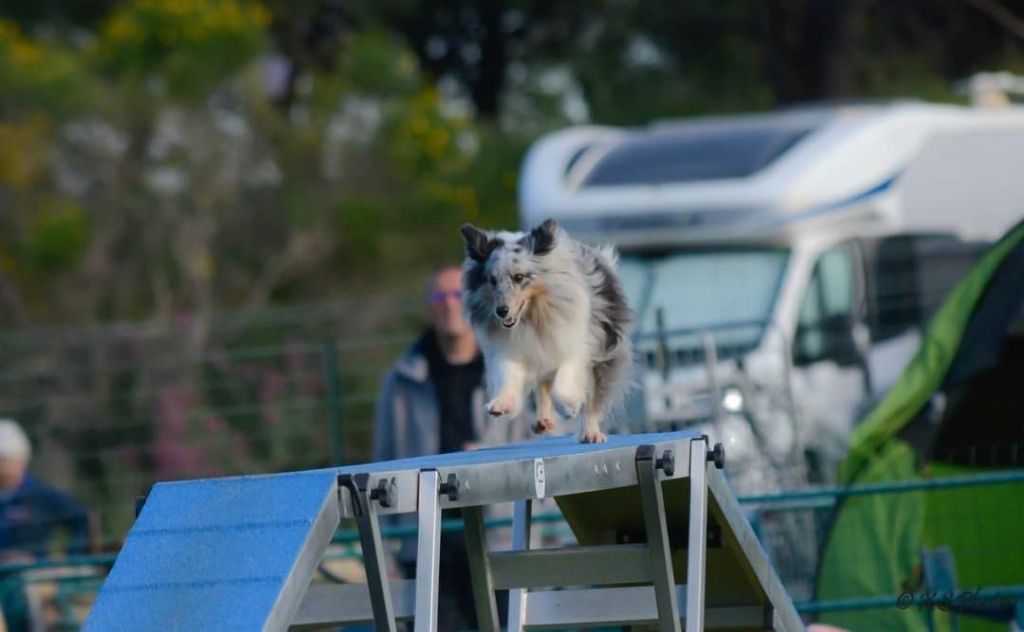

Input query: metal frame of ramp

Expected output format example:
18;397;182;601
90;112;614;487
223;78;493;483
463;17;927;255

84;431;803;632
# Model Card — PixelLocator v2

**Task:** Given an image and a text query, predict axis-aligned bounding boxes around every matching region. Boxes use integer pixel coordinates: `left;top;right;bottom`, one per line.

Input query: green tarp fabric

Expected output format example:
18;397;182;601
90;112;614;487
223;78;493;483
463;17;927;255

921;461;1024;632
817;440;927;632
818;453;1024;632
817;221;1024;632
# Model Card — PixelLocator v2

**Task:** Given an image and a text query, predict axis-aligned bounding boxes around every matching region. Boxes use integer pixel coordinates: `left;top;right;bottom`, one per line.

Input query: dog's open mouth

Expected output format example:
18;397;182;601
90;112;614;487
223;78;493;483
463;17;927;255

500;305;522;328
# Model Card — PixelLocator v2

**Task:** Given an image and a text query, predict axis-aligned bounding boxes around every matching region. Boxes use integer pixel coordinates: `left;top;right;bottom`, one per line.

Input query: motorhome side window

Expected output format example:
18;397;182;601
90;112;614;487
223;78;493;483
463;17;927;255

794;247;859;366
864;234;988;341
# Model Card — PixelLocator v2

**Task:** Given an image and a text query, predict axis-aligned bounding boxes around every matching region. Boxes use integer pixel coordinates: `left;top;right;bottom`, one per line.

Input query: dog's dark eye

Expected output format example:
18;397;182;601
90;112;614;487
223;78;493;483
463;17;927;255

488;274;497;286
513;273;525;284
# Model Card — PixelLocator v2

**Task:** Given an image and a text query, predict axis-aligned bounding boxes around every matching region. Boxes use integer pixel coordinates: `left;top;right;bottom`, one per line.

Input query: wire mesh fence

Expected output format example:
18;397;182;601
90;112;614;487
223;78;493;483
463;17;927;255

0;298;426;551
0;307;833;553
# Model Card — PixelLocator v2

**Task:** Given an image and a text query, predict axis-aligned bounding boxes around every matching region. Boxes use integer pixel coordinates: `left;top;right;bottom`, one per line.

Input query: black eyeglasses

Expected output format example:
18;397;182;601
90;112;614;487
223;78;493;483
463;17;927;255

429;290;463;304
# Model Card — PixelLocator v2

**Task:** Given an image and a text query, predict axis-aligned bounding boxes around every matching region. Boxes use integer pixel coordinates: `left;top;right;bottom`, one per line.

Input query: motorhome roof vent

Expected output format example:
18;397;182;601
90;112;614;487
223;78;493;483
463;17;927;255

959;71;1024;108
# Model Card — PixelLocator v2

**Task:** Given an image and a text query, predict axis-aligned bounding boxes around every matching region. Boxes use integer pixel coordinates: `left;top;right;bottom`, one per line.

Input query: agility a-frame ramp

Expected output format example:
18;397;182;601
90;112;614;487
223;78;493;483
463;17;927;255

84;431;803;632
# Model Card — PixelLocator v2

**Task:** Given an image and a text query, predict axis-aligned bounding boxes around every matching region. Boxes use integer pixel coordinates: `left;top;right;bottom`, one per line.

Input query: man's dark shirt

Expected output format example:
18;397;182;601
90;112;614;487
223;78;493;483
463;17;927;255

0;474;90;558
420;329;485;453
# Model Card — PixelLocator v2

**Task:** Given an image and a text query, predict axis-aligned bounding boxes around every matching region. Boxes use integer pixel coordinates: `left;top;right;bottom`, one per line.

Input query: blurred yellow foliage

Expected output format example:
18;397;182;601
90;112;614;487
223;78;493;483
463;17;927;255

191;251;216;281
98;0;269;96
421;181;480;221
391;89;470;175
0;117;51;190
0;20;80;89
101;0;270;48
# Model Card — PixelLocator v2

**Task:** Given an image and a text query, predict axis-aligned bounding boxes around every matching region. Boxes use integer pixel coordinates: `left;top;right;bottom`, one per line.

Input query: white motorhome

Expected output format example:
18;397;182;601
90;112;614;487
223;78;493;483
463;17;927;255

518;100;1024;494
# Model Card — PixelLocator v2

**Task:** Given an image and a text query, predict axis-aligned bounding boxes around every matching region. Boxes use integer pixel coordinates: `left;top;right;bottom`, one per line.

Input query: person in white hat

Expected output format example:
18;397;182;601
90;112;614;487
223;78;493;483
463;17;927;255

0;420;32;494
0;420;90;632
0;419;90;561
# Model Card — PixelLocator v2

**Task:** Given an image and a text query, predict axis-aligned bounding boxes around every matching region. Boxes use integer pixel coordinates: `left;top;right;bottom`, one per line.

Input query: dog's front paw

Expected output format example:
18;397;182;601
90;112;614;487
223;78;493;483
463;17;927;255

486;395;522;419
577;428;607;444
532;417;556;434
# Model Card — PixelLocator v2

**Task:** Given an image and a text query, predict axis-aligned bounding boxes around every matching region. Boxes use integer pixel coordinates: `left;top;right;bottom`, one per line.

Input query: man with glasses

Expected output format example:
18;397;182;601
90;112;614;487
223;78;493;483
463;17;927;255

373;265;528;630
374;265;491;462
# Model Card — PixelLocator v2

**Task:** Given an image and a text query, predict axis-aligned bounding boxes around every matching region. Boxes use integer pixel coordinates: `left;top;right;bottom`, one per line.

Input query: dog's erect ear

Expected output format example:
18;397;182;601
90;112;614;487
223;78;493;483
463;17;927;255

528;218;558;256
461;223;496;262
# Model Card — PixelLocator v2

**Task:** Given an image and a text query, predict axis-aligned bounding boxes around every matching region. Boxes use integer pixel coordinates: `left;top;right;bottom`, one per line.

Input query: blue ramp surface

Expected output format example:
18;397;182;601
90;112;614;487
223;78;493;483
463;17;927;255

83;470;339;632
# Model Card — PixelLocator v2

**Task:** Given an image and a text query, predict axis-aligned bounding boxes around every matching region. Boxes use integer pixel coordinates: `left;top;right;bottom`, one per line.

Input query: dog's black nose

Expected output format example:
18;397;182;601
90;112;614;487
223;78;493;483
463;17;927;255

496;305;510;318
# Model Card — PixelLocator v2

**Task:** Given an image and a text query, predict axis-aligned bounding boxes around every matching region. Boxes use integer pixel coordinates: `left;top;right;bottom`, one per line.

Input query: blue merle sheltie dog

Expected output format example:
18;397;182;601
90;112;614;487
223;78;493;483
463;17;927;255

460;218;633;443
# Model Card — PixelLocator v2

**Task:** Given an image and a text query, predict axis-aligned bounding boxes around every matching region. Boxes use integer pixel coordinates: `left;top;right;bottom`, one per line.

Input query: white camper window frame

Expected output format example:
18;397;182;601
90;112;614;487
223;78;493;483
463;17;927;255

793;243;864;366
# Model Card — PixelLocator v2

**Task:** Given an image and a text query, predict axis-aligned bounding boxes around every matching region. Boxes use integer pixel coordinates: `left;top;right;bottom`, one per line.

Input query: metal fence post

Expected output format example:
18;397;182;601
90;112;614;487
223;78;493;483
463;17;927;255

322;338;345;465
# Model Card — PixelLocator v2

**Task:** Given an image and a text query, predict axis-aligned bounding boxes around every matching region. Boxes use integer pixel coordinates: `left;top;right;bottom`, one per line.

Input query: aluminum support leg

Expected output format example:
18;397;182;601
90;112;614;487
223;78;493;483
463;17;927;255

463;505;500;632
686;438;709;632
413;470;442;632
340;474;397;632
636;445;682;632
506;500;533;632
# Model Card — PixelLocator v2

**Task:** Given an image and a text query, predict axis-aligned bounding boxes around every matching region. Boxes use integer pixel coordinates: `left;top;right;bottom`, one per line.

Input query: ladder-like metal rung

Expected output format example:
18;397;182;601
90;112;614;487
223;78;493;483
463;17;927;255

522;585;772;629
290;580;416;629
490;544;653;590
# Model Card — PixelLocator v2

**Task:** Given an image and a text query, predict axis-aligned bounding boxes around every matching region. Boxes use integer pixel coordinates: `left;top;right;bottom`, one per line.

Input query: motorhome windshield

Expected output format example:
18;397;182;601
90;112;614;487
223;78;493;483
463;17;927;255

621;249;788;356
580;126;813;187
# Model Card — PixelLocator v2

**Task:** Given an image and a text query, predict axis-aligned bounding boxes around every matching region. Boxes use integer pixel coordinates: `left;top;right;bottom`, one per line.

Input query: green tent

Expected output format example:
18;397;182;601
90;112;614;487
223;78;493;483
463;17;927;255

815;220;1024;632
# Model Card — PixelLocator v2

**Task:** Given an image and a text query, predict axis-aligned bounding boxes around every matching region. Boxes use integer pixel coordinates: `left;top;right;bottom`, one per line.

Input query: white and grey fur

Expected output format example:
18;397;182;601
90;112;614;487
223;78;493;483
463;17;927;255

459;218;633;443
